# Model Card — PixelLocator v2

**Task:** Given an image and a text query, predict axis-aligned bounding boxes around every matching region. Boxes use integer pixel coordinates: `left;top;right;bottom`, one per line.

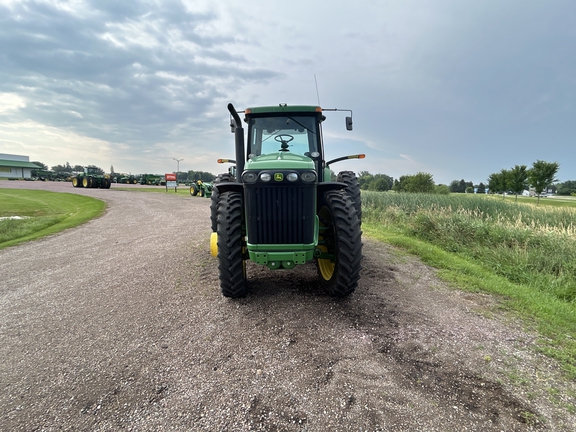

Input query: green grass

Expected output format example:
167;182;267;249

362;191;576;378
490;193;576;208
0;189;106;249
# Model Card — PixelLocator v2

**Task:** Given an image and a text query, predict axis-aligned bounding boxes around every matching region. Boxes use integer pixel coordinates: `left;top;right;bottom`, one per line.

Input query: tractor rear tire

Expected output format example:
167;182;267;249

101;178;111;189
216;191;247;298
211;173;234;232
316;190;362;297
337;171;362;225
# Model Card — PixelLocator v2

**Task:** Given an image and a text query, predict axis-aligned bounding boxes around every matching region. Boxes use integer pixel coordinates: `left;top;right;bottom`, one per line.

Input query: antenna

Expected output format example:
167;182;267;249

314;74;321;106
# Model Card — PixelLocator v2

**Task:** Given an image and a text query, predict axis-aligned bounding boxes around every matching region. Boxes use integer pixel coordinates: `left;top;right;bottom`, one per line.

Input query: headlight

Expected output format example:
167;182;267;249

286;173;298;182
260;173;272;182
301;171;317;183
242;172;258;183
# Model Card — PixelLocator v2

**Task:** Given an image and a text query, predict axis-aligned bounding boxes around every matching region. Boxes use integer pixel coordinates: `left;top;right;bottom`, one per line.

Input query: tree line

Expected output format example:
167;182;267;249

486;160;561;202
31;161;216;183
32;159;572;196
352;159;571;198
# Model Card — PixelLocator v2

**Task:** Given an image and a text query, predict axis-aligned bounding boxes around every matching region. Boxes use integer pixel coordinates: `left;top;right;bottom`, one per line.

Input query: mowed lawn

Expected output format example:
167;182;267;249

0;189;106;249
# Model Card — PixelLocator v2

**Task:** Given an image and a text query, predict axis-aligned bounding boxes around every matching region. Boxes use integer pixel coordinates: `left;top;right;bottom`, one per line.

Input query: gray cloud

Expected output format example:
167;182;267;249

0;0;574;183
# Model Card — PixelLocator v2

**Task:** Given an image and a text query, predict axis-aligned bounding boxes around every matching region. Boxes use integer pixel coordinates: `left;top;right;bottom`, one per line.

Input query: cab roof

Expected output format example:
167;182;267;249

245;104;322;115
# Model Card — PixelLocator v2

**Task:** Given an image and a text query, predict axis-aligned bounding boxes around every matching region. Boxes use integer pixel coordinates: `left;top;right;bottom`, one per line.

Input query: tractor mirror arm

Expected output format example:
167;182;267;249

326;154;365;167
322;108;353;130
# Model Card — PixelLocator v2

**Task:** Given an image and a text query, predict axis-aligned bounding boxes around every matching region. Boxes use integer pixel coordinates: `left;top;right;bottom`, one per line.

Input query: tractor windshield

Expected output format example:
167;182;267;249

248;115;320;158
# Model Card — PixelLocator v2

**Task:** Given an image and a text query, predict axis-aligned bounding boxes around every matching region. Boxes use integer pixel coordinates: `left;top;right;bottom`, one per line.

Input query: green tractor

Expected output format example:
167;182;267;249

210;103;364;298
118;174;138;184
140;174;162;185
190;180;213;197
71;167;111;189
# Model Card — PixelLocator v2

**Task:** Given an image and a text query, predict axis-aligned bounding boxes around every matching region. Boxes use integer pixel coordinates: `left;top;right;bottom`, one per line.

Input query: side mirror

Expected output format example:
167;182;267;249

346;116;353;131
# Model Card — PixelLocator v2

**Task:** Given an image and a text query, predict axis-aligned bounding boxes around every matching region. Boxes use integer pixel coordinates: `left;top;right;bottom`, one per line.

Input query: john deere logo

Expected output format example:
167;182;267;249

274;173;284;181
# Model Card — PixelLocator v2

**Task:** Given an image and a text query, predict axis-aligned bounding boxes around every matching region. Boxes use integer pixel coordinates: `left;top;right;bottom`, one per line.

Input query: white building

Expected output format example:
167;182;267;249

0;153;41;179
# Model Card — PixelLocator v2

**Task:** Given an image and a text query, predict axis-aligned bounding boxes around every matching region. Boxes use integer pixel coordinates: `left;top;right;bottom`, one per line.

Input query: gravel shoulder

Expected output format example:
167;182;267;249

1;181;575;431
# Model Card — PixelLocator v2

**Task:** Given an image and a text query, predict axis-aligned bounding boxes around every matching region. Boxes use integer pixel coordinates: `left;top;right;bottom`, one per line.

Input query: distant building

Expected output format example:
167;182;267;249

0;153;41;179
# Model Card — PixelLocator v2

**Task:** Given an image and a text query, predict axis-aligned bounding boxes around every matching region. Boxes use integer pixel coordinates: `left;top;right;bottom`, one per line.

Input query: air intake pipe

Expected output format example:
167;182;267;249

227;103;245;182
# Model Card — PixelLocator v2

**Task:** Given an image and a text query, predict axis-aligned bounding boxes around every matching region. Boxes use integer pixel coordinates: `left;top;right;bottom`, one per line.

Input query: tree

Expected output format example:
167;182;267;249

187;170;216;182
51;162;72;173
449;180;462;193
393;172;435;193
465;186;474;194
358;172;373;190
449;179;473;193
368;178;389;191
556;180;576;196
32;161;48;170
110;165;115;176
477;182;486;194
527;160;560;203
435;184;450;195
487;170;508;197
508;164;529;201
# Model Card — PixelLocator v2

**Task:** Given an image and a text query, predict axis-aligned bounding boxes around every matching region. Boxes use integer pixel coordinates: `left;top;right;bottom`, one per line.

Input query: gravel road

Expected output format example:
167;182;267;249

1;181;575;431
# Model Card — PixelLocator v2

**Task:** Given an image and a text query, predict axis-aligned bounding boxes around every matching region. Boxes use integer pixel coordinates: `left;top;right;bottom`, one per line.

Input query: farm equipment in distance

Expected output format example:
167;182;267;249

190;180;213;197
118;174;138;184
140;174;163;185
210;103;364;298
71;167;111;189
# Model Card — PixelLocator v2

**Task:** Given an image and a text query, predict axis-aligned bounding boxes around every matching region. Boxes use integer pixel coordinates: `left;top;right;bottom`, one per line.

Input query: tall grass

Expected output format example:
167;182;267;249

363;192;576;302
362;191;576;376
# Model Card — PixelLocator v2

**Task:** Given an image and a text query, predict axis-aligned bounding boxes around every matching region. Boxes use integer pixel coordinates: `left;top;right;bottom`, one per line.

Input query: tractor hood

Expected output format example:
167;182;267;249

245;152;315;171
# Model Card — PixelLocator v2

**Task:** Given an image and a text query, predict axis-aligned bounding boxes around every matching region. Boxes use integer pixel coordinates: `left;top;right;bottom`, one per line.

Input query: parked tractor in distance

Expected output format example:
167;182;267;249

210;103;364;298
140;174;162;185
71;167;111;189
190;180;213;197
118;174;138;184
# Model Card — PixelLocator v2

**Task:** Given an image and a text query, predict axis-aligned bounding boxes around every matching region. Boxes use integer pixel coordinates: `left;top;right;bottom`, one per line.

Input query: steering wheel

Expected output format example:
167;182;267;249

274;134;294;151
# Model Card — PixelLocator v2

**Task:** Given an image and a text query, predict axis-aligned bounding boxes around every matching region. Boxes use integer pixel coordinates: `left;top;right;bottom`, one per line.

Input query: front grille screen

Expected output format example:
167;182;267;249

245;184;315;245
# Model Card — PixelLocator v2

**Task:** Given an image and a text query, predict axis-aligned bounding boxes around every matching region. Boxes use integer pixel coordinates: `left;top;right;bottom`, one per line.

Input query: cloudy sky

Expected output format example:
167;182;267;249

1;0;574;185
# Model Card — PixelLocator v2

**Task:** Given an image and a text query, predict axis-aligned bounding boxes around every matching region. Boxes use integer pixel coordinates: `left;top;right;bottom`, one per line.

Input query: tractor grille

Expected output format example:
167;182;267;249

245;184;315;245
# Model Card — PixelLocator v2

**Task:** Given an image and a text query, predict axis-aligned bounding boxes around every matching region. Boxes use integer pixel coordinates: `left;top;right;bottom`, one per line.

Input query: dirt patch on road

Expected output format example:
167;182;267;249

1;181;574;430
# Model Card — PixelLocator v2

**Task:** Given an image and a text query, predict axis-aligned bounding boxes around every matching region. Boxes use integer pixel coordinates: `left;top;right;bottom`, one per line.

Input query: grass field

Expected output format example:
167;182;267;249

0;189;106;249
362;191;576;378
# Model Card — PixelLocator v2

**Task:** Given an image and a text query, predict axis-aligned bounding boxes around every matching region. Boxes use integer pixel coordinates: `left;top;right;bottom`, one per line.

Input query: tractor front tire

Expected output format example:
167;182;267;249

211;173;234;232
72;177;81;187
216;191;247;298
190;184;198;196
316;190;362;297
337;171;362;225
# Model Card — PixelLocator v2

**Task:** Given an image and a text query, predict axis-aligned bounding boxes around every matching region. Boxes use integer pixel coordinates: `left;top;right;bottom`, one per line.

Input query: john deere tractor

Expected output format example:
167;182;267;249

190;180;213;197
71;167;111;189
210;103;364;298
